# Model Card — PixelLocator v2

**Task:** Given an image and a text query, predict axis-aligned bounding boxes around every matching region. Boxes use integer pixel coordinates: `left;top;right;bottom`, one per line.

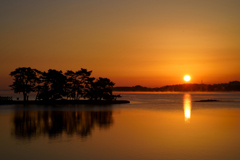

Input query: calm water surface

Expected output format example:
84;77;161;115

0;92;240;160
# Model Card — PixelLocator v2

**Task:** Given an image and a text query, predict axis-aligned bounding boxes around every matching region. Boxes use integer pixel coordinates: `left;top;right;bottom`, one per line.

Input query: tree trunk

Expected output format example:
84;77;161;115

23;93;27;102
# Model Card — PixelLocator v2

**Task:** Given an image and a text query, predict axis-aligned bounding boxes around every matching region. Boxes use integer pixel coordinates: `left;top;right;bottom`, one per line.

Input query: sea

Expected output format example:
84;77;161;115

0;91;240;160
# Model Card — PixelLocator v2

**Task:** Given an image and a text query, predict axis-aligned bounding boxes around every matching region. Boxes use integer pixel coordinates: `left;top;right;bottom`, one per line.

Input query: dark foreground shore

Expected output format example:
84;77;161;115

0;100;130;105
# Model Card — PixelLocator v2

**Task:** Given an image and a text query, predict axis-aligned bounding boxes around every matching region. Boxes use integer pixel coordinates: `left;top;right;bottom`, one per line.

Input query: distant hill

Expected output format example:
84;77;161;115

113;81;240;92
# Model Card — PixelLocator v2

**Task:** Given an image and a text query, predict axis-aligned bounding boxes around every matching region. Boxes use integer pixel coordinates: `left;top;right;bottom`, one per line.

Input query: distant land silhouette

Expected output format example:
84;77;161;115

113;81;240;92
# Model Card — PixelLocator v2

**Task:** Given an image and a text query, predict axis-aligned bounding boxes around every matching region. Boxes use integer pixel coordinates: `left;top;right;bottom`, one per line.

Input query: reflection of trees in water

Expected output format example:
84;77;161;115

12;110;113;139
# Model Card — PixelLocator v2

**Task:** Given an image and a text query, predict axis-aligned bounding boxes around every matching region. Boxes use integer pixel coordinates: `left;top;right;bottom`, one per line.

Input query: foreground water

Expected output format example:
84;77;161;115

0;92;240;160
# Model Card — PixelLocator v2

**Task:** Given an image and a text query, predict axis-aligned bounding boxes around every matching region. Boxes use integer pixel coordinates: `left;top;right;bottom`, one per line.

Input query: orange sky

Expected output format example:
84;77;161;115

1;0;240;88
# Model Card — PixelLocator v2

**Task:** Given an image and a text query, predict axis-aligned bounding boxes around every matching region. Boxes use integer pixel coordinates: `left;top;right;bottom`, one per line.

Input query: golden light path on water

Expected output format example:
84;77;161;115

183;93;192;122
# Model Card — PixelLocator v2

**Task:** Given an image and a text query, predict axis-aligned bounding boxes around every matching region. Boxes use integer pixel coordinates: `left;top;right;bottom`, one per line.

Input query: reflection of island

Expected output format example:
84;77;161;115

12;110;113;139
183;93;191;122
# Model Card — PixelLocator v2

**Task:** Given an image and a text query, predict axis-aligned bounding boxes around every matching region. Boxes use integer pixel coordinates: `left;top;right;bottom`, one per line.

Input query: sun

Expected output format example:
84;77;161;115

184;75;191;82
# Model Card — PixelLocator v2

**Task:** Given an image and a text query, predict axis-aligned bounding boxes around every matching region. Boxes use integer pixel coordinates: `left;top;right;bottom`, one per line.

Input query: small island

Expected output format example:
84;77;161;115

194;99;220;102
0;67;129;105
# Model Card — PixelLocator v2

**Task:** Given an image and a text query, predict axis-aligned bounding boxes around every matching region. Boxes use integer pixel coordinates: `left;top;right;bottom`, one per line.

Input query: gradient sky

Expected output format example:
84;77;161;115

1;0;240;88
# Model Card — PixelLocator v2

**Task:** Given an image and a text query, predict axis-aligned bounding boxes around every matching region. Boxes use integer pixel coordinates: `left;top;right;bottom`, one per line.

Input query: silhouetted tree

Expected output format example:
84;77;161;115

76;68;92;98
9;67;41;101
36;69;67;101
86;77;116;100
10;67;121;101
84;77;96;100
65;70;79;99
64;68;92;100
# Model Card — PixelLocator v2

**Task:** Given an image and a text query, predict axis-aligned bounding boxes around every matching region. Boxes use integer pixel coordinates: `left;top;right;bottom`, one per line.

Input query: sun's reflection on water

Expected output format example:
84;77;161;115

183;93;192;122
